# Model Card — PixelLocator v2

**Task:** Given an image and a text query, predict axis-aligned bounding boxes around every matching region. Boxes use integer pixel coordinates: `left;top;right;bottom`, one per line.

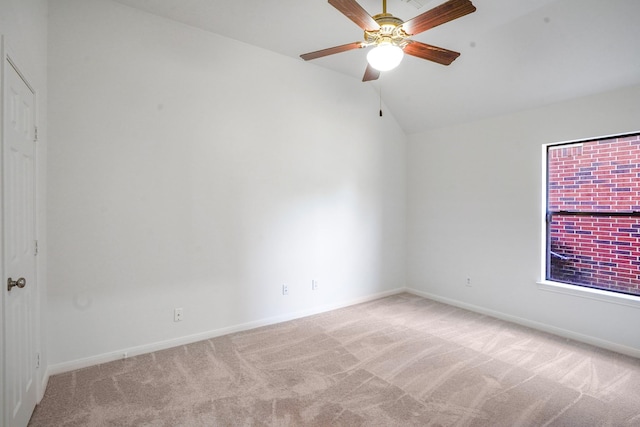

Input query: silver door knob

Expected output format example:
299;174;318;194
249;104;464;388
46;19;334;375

7;277;26;291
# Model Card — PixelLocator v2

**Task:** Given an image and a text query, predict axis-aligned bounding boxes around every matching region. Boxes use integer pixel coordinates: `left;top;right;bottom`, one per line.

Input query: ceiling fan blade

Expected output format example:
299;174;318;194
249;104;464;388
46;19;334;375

402;0;476;36
404;41;460;65
362;64;380;82
328;0;380;32
300;41;364;61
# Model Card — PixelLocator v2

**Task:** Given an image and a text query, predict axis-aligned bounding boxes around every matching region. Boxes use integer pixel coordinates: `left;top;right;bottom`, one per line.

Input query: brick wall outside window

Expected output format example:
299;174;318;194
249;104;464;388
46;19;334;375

547;134;640;296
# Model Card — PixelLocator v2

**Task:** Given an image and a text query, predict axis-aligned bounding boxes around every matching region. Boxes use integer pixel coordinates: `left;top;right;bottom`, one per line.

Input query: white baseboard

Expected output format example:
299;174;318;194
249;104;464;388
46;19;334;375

37;370;49;403
46;286;638;377
47;287;405;376
405;288;640;359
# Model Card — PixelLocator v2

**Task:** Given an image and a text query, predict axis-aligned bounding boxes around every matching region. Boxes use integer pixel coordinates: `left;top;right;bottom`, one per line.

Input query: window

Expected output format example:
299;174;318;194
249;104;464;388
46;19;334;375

545;133;640;297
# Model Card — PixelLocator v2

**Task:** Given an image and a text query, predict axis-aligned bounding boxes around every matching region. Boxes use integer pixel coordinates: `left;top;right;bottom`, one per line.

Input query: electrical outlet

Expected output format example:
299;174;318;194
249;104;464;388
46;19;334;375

466;277;472;287
282;284;289;295
174;308;183;322
312;280;319;290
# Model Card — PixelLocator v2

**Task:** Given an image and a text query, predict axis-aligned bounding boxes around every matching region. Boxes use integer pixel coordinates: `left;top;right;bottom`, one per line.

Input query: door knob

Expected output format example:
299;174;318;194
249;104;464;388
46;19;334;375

7;277;26;291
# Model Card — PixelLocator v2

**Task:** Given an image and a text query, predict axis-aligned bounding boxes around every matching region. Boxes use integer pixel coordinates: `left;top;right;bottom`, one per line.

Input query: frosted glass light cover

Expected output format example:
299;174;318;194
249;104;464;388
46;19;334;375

367;43;404;71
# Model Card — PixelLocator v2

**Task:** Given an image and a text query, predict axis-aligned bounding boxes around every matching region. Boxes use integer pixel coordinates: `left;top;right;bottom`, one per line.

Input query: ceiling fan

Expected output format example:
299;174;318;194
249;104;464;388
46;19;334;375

300;0;476;81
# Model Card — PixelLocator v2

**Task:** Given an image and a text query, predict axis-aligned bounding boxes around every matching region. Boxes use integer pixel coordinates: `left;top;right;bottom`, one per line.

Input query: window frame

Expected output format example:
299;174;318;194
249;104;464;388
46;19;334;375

538;132;640;308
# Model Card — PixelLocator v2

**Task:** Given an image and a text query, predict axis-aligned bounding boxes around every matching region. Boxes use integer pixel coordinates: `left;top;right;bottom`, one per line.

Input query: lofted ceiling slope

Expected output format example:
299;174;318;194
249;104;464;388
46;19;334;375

111;0;640;134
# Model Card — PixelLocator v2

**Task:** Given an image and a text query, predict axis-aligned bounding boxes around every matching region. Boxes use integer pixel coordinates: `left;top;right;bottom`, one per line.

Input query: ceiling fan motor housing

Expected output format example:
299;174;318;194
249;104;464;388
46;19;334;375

365;13;408;48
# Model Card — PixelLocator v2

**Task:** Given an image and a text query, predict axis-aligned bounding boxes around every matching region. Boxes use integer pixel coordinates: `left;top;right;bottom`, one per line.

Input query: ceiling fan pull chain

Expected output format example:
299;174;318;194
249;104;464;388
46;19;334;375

379;79;383;117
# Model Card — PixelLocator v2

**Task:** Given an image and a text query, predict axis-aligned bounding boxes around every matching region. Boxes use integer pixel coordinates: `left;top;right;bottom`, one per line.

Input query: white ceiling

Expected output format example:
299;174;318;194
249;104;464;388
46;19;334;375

111;0;640;134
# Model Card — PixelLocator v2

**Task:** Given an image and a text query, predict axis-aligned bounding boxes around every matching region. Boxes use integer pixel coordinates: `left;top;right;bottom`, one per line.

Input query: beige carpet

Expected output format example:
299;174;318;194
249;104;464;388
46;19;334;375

30;293;640;426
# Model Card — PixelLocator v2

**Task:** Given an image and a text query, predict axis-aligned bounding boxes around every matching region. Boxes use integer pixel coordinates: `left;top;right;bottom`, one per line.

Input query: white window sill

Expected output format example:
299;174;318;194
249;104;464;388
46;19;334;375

537;280;640;309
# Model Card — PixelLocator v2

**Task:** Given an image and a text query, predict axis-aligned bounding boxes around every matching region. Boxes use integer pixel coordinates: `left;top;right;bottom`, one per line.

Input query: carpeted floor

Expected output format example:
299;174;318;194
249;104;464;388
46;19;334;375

29;293;640;426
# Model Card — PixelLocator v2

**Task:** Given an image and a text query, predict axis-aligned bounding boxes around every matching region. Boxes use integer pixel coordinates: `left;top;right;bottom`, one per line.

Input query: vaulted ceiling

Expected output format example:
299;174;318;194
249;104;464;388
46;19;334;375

111;0;640;134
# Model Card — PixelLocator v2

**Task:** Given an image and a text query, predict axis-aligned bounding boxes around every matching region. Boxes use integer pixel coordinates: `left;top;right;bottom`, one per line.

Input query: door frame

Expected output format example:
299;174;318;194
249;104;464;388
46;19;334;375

1;34;44;426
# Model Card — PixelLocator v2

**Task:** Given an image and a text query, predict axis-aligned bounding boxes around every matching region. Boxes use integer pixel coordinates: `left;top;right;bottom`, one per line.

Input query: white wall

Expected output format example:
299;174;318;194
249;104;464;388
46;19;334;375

47;0;407;368
45;0;639;374
407;84;640;354
0;0;48;399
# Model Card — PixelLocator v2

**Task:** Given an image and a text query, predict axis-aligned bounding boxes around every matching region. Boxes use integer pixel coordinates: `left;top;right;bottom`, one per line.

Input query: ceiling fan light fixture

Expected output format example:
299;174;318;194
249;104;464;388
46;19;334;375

367;42;404;71
300;0;477;81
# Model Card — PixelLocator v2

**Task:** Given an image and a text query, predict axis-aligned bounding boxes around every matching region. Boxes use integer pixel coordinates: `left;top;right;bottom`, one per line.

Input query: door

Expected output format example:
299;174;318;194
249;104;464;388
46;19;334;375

3;55;37;427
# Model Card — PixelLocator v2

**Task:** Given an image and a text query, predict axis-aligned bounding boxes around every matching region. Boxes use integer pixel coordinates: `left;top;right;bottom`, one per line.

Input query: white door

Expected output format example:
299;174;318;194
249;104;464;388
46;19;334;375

3;55;37;427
